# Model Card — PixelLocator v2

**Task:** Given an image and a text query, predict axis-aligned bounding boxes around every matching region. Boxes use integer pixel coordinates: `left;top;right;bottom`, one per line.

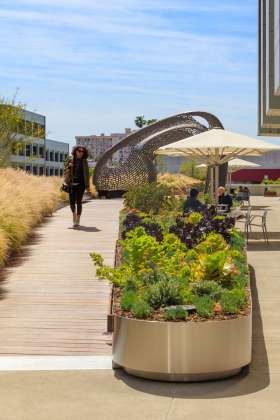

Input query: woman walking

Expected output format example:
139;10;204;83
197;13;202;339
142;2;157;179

64;146;90;227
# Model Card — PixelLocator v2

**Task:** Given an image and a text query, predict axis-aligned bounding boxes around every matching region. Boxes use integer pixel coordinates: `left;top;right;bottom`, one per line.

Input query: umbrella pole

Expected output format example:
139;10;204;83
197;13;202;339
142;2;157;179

210;166;214;203
215;164;219;205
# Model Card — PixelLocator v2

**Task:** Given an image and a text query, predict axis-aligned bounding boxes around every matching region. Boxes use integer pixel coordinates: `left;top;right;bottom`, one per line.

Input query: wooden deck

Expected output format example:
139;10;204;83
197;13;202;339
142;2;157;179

0;199;123;355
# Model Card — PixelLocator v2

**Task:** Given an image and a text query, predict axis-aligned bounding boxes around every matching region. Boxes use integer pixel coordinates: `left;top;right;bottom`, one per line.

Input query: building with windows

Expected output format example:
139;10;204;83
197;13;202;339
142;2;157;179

75;128;134;164
11;110;69;176
259;0;280;135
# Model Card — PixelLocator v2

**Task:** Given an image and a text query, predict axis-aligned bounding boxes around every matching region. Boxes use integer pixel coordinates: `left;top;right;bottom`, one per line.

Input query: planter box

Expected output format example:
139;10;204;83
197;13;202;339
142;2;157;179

113;310;252;382
264;191;277;197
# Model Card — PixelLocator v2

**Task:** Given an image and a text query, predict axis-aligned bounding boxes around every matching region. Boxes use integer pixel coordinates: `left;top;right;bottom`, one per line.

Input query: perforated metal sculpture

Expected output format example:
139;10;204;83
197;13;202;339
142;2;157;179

93;111;224;194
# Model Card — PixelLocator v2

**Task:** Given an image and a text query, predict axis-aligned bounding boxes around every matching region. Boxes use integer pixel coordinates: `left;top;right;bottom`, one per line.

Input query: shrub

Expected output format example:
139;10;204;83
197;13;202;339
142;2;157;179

193;295;214;318
187;212;203;225
92;204;248;320
0;168;67;266
220;289;246;314
123;182;174;214
195;233;228;254
164;306;188;321
192;280;222;300
144;278;183;309
157;172;202;195
131;300;152;319
121;290;138;311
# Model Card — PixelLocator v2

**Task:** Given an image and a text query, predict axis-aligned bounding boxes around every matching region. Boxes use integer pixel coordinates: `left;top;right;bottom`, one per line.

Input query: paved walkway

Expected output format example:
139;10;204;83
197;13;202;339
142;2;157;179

0;199;123;355
0;197;279;419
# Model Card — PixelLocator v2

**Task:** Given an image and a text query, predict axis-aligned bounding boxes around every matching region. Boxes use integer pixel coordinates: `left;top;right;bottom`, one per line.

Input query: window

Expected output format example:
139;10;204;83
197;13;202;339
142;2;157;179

39;166;44;176
25;144;31;157
55;168;59;176
50;151;54;161
60;169;64;177
55;152;59;162
60;153;64;162
32;144;38;157
18;143;24;156
39;146;44;158
33;166;38;175
50;168;54;176
45;167;49;176
45;150;49;161
26;165;31;173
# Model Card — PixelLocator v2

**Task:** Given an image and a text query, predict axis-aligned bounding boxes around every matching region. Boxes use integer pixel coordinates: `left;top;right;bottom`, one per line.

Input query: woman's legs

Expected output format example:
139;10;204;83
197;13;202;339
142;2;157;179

69;187;78;226
69;185;85;226
76;186;85;225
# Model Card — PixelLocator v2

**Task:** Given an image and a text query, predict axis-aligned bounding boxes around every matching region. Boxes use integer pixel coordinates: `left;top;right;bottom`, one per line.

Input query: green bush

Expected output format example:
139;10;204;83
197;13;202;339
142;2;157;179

187;212;203;225
123;183;174;214
192;280;222;300
164;306;188;321
193;295;214;318
144;278;183;309
92;203;248;320
120;290;138;311
131;300;151;319
220;289;246;314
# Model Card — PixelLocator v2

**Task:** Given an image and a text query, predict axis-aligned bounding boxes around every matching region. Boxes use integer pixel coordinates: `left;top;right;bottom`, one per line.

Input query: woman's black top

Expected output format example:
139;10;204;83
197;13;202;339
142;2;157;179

73;159;85;187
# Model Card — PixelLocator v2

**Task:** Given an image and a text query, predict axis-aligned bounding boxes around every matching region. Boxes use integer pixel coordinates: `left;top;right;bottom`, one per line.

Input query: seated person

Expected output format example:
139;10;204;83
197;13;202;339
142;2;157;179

183;188;206;213
217;186;233;211
236;186;250;202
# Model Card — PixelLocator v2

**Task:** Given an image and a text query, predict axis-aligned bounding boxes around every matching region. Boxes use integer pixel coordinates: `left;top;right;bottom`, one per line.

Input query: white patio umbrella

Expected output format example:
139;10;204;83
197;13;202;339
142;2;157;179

196;158;261;189
155;129;280;201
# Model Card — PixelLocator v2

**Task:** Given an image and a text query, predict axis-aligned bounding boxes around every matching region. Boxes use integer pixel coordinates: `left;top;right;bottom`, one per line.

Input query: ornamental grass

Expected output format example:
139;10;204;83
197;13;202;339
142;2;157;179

157;172;203;195
0;168;67;266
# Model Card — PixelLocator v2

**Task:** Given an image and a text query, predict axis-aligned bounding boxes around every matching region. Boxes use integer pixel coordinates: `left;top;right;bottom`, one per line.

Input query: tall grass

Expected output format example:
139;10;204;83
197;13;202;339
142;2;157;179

0;168;67;266
157;172;203;195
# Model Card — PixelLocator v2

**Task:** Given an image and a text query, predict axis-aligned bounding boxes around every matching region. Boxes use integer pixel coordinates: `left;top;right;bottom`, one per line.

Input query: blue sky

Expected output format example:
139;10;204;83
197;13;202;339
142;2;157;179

0;0;268;146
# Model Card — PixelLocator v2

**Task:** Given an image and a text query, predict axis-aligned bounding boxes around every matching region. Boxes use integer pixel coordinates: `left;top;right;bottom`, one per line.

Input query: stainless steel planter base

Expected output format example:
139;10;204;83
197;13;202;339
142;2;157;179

113;313;252;382
123;367;242;382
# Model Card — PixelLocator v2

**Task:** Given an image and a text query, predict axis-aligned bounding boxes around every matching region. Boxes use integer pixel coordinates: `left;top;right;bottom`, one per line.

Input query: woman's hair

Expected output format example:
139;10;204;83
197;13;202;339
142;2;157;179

190;188;199;198
72;145;89;159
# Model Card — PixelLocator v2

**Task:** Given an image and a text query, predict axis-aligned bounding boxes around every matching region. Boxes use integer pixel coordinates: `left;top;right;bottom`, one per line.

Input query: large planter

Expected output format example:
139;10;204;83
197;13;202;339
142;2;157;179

113;310;252;382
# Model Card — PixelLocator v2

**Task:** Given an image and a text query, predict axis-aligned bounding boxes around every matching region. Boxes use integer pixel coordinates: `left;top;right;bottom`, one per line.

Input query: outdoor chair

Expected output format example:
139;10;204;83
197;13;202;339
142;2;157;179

237;206;252;243
217;204;229;215
236;191;251;207
248;210;269;244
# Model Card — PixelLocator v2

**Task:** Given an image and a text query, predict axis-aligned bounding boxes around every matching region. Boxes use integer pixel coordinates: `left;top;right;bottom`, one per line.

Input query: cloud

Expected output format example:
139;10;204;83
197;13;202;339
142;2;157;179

0;0;258;142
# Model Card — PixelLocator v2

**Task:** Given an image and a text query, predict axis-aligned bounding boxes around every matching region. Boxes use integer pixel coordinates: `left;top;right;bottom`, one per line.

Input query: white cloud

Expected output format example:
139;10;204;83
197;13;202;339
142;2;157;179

0;0;258;142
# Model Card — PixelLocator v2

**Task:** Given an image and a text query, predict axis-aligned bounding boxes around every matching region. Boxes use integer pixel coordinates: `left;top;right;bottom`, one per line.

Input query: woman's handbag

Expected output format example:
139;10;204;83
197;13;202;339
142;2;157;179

60;183;71;194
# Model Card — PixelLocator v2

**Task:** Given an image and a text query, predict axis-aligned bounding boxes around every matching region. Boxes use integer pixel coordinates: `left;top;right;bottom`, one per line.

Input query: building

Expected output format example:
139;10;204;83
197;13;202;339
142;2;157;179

259;0;280;135
232;151;280;183
11;110;69;176
75;128;134;164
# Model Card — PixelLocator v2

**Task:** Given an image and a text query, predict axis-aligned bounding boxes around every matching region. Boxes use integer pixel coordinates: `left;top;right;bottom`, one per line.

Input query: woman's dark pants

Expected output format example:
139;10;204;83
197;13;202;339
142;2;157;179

69;185;85;215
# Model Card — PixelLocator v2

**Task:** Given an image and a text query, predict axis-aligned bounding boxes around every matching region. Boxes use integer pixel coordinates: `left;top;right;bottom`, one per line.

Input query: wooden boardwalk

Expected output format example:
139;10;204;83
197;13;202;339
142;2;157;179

0;199;123;355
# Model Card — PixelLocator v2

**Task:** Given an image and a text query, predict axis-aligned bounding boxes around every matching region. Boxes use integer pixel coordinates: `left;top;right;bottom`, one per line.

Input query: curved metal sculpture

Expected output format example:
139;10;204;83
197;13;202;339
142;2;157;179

93;111;224;193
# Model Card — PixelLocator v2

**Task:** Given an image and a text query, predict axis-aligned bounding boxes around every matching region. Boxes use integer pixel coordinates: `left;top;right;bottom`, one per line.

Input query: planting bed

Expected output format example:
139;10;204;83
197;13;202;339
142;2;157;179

92;183;252;381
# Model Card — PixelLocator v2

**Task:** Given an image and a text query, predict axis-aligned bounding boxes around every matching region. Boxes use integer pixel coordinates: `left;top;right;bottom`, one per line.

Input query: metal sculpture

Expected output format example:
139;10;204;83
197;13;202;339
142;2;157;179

93;111;224;193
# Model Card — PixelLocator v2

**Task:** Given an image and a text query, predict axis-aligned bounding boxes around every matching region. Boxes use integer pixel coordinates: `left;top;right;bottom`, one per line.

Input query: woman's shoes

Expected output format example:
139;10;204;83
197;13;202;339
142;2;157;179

73;213;78;228
72;213;81;228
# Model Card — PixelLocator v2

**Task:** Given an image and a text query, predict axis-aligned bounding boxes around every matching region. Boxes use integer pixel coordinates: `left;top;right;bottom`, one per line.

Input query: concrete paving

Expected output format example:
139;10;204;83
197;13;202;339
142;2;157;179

0;197;279;419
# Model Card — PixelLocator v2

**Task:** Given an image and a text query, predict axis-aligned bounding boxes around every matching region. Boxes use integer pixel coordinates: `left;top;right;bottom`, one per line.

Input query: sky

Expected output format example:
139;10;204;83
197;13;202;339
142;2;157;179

0;0;273;147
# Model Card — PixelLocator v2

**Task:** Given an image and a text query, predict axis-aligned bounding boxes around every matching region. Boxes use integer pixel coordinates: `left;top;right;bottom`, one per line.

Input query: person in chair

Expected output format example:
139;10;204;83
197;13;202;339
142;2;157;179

183;188;206;214
217;186;233;212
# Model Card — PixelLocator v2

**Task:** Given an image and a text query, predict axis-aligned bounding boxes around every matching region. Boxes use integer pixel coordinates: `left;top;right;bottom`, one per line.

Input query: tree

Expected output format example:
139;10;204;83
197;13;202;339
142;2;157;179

0;97;25;167
134;115;157;128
